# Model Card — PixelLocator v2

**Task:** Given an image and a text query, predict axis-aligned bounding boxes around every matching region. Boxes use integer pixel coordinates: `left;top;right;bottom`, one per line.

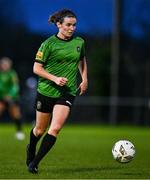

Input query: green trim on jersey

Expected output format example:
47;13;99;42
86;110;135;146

35;35;85;98
0;69;19;100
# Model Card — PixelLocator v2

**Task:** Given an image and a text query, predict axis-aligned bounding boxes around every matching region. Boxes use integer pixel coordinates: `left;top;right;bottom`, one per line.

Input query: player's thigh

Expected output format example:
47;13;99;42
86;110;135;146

9;104;21;119
0;102;6;115
35;111;52;131
49;105;70;131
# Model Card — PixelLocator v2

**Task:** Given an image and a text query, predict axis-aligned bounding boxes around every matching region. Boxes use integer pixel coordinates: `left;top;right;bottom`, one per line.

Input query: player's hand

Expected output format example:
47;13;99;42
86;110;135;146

54;77;68;86
78;80;88;95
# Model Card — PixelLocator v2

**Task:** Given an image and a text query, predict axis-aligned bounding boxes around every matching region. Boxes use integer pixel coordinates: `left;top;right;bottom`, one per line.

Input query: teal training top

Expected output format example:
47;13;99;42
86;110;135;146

35;35;85;98
0;69;19;100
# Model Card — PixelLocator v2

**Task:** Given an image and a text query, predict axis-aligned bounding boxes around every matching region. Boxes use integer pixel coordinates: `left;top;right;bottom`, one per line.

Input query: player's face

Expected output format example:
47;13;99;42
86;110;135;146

0;61;11;71
57;17;76;39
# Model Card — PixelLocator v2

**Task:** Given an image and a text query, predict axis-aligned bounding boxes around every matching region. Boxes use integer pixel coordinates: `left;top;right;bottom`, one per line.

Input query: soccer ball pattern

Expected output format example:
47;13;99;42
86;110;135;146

112;140;136;163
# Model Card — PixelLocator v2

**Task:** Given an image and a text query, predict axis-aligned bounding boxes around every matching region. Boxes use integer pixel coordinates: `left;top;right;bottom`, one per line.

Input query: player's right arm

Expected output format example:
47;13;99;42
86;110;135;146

34;40;67;86
33;62;68;86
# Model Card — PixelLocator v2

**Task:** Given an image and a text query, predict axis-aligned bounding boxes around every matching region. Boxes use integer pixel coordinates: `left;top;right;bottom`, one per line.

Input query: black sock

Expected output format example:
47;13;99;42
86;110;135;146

29;129;41;152
14;118;22;131
32;133;56;166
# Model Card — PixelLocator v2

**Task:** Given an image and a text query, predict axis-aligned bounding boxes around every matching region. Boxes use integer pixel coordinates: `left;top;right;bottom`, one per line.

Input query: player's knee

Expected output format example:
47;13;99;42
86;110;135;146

12;114;21;120
34;127;46;136
10;109;21;119
50;125;62;135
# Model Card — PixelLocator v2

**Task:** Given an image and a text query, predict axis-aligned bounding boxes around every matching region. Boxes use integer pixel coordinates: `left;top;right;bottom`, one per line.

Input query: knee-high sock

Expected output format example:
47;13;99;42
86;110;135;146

29;129;41;153
32;133;56;166
14;118;22;131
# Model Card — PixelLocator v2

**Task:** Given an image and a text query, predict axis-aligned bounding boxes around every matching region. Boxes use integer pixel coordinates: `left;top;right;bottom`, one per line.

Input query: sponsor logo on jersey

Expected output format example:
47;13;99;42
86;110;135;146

77;46;81;52
36;51;43;60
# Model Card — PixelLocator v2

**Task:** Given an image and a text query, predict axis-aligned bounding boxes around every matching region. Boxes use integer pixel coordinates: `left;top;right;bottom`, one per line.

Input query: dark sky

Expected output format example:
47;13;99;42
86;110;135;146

122;0;150;39
18;0;113;36
1;0;150;38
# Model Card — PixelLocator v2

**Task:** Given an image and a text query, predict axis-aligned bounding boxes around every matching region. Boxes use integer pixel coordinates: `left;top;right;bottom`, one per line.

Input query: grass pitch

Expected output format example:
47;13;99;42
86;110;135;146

0;123;150;179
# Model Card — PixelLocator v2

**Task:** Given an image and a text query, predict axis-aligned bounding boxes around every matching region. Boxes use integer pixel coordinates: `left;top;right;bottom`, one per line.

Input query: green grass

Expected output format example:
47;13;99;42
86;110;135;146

0;123;150;179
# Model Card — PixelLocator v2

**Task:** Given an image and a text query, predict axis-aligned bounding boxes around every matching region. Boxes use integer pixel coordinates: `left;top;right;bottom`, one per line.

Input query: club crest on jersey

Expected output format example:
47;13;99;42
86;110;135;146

37;101;42;110
76;46;81;52
36;51;43;60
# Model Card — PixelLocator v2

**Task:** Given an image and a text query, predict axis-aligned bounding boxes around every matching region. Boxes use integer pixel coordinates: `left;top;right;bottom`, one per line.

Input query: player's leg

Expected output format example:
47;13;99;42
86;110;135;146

29;105;70;173
48;105;70;136
27;111;51;167
9;103;22;130
0;101;6;117
9;103;25;140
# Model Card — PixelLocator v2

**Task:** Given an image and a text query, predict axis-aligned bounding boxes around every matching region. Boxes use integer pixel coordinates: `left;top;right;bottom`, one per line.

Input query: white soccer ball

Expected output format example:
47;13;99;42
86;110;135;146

112;140;136;163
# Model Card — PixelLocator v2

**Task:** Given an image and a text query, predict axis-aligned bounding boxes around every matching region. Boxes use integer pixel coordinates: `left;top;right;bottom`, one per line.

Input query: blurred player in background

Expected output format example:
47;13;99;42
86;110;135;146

26;9;88;173
0;57;25;140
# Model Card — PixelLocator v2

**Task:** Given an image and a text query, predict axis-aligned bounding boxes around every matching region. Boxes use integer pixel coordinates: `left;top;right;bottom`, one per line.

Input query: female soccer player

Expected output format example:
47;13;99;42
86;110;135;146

26;9;88;173
0;57;25;140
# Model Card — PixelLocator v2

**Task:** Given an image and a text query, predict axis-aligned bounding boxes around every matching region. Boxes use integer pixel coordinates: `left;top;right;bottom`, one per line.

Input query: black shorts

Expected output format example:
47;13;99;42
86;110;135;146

35;92;75;113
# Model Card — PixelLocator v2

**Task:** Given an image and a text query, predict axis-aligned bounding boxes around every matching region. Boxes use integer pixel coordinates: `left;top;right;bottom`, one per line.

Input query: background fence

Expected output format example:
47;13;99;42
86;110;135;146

0;0;150;125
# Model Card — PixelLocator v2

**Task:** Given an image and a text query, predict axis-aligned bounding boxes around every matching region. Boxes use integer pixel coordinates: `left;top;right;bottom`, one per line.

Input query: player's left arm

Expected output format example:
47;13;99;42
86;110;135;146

78;57;88;95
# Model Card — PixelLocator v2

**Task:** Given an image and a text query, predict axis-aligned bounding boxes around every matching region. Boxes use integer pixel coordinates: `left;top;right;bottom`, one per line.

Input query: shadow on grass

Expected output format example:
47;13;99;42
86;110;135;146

120;172;147;176
42;166;121;173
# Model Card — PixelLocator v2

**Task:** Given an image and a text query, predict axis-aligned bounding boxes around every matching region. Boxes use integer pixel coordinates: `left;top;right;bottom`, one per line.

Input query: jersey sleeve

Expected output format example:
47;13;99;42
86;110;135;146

80;40;86;60
35;41;50;64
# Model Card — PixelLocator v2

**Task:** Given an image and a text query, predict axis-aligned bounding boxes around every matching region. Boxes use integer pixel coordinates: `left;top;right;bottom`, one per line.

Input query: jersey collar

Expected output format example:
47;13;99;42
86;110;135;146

55;34;73;42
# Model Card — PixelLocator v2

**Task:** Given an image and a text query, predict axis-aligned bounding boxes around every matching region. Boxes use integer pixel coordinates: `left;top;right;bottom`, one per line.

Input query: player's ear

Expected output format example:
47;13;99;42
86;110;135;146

56;22;62;28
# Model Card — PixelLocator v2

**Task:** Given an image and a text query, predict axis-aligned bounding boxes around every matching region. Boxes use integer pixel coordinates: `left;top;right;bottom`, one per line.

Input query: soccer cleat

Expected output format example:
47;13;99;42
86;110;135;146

26;144;35;166
28;162;38;174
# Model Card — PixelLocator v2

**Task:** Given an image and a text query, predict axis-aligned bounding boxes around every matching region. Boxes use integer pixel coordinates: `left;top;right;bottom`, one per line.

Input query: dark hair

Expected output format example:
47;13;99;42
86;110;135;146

48;9;76;25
